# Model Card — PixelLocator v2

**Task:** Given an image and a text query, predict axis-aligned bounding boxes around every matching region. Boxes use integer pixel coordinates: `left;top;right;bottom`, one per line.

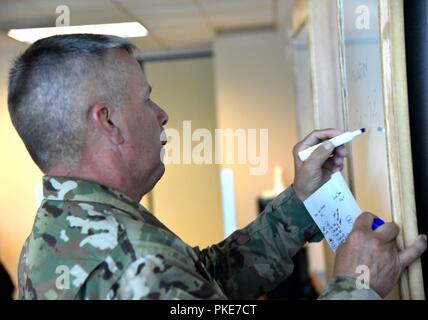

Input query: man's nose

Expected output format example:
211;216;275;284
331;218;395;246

157;105;169;126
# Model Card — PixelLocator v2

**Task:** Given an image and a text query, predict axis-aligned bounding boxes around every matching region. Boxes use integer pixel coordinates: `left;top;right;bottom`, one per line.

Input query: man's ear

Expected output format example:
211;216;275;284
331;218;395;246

89;103;125;145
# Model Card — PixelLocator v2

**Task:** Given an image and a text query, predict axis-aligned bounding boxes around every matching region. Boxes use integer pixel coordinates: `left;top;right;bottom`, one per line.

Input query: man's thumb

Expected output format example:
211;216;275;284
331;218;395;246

306;142;334;169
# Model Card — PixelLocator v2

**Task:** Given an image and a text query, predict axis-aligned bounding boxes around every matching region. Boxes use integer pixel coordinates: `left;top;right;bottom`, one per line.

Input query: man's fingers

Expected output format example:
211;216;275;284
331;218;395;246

374;223;399;242
354;212;376;230
334;146;348;158
305;142;335;170
333;156;343;167
399;235;428;269
295;129;342;153
322;156;343;172
322;158;336;171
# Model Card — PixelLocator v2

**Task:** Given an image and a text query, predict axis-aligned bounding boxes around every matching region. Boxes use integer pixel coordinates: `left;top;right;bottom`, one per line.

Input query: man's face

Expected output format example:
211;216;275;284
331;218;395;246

118;52;169;192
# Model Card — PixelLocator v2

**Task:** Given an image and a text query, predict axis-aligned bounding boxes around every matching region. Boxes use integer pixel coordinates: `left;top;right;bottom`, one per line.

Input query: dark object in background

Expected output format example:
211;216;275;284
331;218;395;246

404;0;428;294
0;262;14;300
257;197;318;300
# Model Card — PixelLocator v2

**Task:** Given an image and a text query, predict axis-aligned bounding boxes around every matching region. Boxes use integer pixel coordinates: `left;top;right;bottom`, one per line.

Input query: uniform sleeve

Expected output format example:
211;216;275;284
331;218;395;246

195;186;324;299
318;277;381;300
110;252;225;300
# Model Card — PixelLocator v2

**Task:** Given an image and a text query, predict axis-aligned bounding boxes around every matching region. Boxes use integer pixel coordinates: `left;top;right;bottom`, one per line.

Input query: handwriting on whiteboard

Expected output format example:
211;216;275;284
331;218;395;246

304;172;362;252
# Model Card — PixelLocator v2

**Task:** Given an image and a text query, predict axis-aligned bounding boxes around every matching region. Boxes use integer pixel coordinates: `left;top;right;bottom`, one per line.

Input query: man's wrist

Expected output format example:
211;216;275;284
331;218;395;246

294;188;306;202
274;186;323;243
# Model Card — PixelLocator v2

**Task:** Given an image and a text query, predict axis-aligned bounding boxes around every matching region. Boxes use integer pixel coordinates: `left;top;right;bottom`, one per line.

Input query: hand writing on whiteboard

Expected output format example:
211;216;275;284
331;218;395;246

293;129;348;201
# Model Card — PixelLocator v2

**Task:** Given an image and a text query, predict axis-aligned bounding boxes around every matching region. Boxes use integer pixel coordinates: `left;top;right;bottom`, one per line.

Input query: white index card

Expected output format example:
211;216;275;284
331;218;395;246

303;172;362;252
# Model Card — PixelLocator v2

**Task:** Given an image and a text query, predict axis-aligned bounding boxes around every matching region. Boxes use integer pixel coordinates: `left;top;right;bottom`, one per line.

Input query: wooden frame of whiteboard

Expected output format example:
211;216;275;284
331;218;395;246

378;0;425;299
292;1;339;292
307;0;351;283
294;2;354;293
306;0;424;299
334;0;424;299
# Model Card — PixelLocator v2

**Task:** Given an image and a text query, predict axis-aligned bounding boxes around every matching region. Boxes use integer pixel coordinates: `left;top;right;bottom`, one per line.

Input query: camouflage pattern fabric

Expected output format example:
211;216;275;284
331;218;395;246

18;176;380;300
319;277;381;300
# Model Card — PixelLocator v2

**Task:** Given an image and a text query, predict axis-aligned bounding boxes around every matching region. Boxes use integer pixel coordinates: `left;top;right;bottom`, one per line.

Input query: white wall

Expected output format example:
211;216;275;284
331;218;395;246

145;58;225;248
213;29;299;227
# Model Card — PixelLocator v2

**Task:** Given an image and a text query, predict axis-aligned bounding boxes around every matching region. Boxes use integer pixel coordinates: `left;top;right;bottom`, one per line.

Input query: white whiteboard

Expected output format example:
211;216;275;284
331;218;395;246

341;0;392;222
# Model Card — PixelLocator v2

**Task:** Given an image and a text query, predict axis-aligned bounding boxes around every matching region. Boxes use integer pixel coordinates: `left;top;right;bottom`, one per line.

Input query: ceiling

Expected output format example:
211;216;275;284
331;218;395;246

0;0;293;53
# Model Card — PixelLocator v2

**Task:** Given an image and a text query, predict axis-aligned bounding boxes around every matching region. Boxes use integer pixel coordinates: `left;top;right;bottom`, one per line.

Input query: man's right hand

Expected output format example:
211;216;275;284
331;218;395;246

293;129;347;201
333;212;427;298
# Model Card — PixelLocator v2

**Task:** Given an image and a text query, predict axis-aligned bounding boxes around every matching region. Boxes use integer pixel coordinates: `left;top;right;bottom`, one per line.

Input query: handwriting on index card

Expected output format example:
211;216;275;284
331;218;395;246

303;172;362;252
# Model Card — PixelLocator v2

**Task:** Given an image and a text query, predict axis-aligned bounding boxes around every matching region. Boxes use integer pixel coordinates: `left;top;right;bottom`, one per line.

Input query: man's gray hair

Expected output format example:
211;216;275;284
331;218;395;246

8;34;138;172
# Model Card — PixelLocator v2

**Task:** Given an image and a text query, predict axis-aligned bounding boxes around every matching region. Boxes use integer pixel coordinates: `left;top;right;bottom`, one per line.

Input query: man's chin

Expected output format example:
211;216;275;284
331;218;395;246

156;161;166;181
159;162;165;174
143;163;166;196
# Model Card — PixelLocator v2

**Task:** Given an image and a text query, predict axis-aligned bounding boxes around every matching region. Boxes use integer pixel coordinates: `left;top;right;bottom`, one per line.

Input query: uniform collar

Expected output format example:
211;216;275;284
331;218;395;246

42;175;151;220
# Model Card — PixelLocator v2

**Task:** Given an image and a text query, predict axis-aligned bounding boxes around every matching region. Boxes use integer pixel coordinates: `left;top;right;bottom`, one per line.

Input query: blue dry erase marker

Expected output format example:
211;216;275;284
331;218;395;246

372;217;385;231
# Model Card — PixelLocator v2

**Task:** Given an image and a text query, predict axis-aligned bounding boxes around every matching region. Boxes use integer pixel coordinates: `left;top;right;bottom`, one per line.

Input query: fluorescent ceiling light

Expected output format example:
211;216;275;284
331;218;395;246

8;22;148;44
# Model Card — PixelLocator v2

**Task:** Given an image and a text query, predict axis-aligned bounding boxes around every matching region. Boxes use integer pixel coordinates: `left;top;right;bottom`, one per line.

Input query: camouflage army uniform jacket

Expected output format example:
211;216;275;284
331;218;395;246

18;176;380;300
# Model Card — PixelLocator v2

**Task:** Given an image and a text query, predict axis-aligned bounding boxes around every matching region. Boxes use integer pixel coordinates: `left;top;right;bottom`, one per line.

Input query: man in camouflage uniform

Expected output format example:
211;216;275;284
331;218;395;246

8;34;426;300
